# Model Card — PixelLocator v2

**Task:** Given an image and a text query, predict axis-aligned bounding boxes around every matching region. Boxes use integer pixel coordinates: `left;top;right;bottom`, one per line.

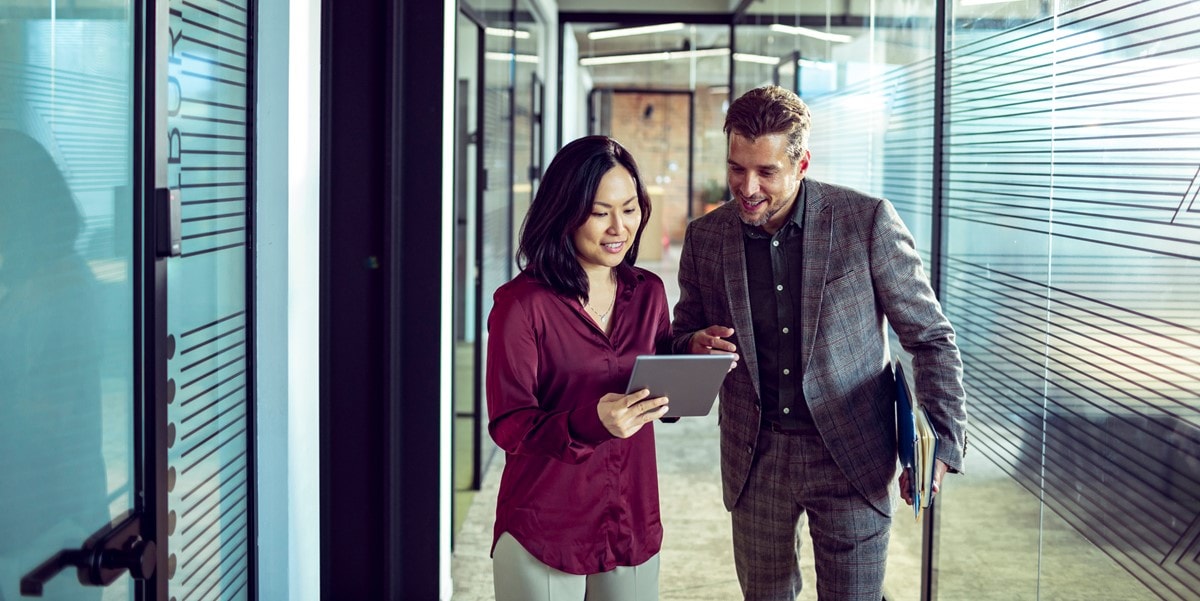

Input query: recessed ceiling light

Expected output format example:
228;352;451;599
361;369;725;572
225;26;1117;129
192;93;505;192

587;23;686;40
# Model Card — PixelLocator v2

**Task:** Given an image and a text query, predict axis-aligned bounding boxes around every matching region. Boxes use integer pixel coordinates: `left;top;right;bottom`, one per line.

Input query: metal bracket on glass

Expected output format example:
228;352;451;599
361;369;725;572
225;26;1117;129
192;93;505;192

155;187;182;257
19;512;156;596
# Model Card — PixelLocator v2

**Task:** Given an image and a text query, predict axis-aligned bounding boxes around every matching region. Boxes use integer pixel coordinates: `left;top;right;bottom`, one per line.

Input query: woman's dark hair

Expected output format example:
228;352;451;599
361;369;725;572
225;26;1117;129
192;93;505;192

517;135;651;300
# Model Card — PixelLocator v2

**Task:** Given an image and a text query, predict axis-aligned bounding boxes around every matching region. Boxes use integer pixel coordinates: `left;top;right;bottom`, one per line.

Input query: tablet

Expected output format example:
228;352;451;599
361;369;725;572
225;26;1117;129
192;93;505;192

625;354;734;417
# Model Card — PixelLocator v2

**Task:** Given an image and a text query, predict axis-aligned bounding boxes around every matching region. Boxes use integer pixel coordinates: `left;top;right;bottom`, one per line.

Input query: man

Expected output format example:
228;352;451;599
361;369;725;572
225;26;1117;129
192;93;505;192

671;85;967;600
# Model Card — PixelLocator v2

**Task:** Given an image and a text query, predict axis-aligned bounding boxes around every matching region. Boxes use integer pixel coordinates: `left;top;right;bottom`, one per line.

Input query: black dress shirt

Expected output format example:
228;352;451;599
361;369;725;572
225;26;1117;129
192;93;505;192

743;182;815;431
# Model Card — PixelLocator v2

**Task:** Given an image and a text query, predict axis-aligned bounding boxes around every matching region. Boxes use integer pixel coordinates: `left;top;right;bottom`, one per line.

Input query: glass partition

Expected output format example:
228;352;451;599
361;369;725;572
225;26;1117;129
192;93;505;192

0;3;135;599
939;0;1200;599
164;0;253;598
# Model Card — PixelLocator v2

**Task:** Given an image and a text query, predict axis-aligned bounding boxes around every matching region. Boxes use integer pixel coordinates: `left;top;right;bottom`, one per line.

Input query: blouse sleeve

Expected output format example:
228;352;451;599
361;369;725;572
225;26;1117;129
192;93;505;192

485;287;612;464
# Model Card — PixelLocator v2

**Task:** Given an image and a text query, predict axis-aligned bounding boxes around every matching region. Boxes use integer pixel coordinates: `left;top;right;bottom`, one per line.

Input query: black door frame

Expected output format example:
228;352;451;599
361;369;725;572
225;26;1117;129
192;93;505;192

320;0;446;597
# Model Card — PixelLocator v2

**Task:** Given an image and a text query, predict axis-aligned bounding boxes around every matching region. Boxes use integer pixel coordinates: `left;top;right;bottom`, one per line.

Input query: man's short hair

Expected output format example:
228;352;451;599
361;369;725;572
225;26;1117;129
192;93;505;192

723;85;812;163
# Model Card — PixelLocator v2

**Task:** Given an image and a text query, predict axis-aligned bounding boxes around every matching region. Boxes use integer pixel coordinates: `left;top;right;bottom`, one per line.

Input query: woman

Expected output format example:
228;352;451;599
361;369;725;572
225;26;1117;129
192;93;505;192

487;135;671;600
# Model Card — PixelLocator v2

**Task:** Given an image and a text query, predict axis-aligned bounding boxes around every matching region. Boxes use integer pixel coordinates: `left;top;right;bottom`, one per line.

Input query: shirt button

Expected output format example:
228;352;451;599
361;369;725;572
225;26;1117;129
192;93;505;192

783;368;790;375
782;327;789;334
776;284;783;291
783;407;791;414
772;240;780;247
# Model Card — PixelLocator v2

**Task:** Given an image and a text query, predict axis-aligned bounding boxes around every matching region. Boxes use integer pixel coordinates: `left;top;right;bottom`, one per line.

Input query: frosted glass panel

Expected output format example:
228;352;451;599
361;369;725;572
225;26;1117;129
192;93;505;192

0;3;134;600
165;0;252;598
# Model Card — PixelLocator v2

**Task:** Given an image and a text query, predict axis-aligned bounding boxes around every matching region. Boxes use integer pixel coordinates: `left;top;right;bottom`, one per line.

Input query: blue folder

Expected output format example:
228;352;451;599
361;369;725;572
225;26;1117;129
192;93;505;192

895;357;939;520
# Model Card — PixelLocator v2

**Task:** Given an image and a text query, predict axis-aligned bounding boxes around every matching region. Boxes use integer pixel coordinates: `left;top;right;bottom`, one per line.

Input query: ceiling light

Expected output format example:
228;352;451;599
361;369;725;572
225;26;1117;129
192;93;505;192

580;47;729;66
587;22;685;40
486;51;539;64
486;27;531;39
797;58;836;71
769;24;853;43
733;52;781;65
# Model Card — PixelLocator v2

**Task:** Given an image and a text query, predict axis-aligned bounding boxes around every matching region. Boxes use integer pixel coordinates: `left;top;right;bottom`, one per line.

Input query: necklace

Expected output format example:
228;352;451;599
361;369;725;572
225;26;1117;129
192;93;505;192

583;270;617;325
584;294;615;324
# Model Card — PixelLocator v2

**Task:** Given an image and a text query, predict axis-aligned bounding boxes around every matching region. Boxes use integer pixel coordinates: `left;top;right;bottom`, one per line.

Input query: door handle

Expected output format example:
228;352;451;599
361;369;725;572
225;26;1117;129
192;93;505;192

155;187;182;258
19;512;156;596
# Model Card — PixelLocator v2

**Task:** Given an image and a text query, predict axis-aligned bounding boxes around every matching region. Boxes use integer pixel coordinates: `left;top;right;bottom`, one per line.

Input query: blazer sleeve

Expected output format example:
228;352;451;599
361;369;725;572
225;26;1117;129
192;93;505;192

670;220;707;354
485;288;613;464
869;199;969;473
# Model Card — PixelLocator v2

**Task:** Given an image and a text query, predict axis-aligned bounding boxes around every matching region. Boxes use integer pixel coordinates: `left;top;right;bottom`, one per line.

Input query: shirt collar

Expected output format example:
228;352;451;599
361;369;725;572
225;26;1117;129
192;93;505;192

615;261;643;292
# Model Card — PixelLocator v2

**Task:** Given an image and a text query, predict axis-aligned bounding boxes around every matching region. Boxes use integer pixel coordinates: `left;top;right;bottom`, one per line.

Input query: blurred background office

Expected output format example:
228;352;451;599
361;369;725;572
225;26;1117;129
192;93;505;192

0;0;1196;599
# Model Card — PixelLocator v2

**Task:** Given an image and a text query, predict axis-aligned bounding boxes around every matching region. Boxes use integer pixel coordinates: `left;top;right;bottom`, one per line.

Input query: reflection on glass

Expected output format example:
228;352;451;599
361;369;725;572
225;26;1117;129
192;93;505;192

0;3;133;599
0;131;109;601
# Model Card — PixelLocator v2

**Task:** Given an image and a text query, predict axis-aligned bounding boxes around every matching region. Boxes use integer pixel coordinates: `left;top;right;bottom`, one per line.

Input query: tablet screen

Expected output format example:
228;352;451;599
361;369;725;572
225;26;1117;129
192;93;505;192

625;354;734;417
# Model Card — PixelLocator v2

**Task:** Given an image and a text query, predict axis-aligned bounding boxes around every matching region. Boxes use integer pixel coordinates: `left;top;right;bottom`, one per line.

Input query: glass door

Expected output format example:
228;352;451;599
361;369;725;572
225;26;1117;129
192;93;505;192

0;2;138;600
453;7;484;540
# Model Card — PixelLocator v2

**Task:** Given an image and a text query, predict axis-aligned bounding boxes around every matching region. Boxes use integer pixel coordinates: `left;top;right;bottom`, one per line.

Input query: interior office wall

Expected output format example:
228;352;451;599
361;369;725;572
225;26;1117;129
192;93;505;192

254;0;321;599
773;0;1200;598
936;1;1200;599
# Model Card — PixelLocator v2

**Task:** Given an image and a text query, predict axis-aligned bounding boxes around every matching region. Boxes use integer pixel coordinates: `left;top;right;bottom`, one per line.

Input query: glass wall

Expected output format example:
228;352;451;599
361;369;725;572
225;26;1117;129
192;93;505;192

453;0;546;544
0;2;135;599
164;0;254;597
938;0;1200;599
733;0;1200;599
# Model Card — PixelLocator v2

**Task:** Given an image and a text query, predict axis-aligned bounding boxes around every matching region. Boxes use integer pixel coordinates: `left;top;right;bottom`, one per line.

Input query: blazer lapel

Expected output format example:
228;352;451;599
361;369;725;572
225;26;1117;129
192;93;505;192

720;207;761;398
800;181;833;374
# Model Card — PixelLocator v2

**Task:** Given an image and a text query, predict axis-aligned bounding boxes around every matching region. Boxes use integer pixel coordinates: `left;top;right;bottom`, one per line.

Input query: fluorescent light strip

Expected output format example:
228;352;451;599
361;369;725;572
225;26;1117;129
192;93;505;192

797;58;836;71
769;23;853;43
733;52;781;65
485;27;531;39
580;47;729;66
587;22;685;40
486;51;539;64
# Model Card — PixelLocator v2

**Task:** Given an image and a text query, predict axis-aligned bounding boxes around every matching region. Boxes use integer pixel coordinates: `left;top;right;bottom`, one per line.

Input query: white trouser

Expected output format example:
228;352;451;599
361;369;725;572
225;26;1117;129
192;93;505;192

492;532;660;601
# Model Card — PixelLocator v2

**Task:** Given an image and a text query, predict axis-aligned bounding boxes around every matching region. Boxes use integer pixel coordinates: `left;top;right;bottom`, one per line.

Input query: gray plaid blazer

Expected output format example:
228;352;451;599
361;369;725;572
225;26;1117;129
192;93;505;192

670;179;967;515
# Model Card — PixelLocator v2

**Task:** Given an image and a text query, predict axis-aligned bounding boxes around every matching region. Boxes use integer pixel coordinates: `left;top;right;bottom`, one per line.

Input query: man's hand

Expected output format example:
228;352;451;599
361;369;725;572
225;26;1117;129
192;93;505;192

688;325;740;370
597;388;670;438
898;459;950;506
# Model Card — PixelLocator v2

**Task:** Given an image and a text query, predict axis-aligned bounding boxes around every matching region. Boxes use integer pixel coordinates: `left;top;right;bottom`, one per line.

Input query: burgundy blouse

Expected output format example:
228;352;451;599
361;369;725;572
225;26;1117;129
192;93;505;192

486;263;672;575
